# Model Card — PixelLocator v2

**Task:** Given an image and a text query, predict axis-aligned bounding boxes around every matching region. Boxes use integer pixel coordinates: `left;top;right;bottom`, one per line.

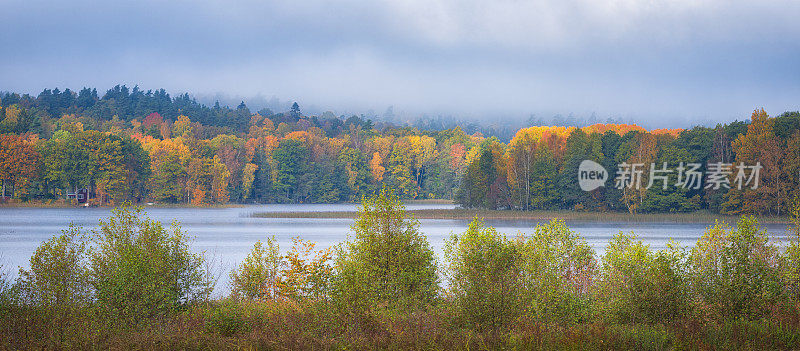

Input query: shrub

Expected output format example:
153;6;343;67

517;219;596;323
0;266;8;296
444;218;521;330
782;196;800;304
17;225;91;306
230;237;281;300
331;187;439;312
230;236;333;303
597;233;689;324
89;204;209;321
278;237;333;301
0;259;17;318
204;298;252;337
690;217;782;321
16;225;92;343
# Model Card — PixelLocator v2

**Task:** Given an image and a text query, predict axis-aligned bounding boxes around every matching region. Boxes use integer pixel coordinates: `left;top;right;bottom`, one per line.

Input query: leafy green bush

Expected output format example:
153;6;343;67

279;237;333;301
690;217;782;321
597;233;689;324
230;237;281;300
331;187;439;313
17;225;91;306
444;218;521;330
89;205;209;321
204;298;252;337
516;219;596;323
16;225;92;344
781;196;800;304
0;259;18;319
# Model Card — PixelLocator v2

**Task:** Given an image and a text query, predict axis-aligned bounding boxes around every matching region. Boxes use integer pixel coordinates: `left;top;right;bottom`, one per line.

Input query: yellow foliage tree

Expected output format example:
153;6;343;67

369;152;385;183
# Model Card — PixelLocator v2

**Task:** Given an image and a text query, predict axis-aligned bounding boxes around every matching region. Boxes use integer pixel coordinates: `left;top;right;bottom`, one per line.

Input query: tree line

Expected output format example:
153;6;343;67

457;109;800;215
0;86;482;204
1;86;798;214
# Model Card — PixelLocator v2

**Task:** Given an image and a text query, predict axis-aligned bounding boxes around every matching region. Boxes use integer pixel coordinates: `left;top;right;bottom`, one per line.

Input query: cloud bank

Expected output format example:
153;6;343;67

1;0;798;126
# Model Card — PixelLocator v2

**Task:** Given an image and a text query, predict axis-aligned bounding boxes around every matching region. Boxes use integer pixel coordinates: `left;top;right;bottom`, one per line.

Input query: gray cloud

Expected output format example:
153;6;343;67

1;0;798;127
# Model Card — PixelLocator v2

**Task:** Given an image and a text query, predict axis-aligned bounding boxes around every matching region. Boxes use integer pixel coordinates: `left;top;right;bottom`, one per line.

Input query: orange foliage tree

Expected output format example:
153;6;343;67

0;133;39;199
728;109;785;215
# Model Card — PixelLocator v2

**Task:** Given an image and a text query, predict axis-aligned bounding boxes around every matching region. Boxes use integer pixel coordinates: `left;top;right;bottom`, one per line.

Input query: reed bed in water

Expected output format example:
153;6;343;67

253;208;790;223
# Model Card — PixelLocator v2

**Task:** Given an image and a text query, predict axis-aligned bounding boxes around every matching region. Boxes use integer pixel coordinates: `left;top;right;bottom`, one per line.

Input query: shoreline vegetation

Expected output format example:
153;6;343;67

253;208;791;223
0;201;247;209
2;189;800;349
0;198;452;209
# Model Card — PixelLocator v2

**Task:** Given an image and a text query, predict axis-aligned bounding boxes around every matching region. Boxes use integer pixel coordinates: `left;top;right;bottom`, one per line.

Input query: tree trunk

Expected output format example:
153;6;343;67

2;179;5;199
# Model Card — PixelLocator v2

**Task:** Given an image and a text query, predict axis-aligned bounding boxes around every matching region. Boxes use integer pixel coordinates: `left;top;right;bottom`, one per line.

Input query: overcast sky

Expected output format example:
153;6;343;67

1;0;798;127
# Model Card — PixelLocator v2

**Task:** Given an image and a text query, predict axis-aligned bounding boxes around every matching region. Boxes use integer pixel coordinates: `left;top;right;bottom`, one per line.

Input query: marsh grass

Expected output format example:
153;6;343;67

254;208;789;223
3;303;800;350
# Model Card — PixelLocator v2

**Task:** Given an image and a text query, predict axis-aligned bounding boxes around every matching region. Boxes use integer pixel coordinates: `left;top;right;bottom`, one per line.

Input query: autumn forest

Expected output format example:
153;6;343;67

0;85;799;215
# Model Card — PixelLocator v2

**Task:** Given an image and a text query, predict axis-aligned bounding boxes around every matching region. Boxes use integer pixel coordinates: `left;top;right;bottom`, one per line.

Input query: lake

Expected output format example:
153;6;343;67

0;204;791;294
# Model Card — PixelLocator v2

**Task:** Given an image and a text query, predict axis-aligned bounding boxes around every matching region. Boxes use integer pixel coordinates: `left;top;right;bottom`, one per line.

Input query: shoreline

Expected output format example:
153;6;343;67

0;199;452;209
253;208;791;224
0;202;248;209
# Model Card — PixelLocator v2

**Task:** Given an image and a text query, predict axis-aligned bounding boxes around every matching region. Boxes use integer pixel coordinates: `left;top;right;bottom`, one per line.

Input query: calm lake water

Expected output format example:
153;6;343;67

0;204;791;294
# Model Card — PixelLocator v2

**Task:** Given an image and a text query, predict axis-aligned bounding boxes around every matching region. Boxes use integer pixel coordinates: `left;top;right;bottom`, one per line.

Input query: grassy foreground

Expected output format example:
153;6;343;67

3;302;800;350
3;190;800;350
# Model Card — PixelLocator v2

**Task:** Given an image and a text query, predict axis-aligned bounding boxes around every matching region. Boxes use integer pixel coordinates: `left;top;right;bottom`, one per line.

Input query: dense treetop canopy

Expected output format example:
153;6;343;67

0;86;798;215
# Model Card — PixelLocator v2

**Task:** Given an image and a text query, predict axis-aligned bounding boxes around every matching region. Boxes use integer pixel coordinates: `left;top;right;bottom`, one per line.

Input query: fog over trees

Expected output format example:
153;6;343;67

1;86;798;216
